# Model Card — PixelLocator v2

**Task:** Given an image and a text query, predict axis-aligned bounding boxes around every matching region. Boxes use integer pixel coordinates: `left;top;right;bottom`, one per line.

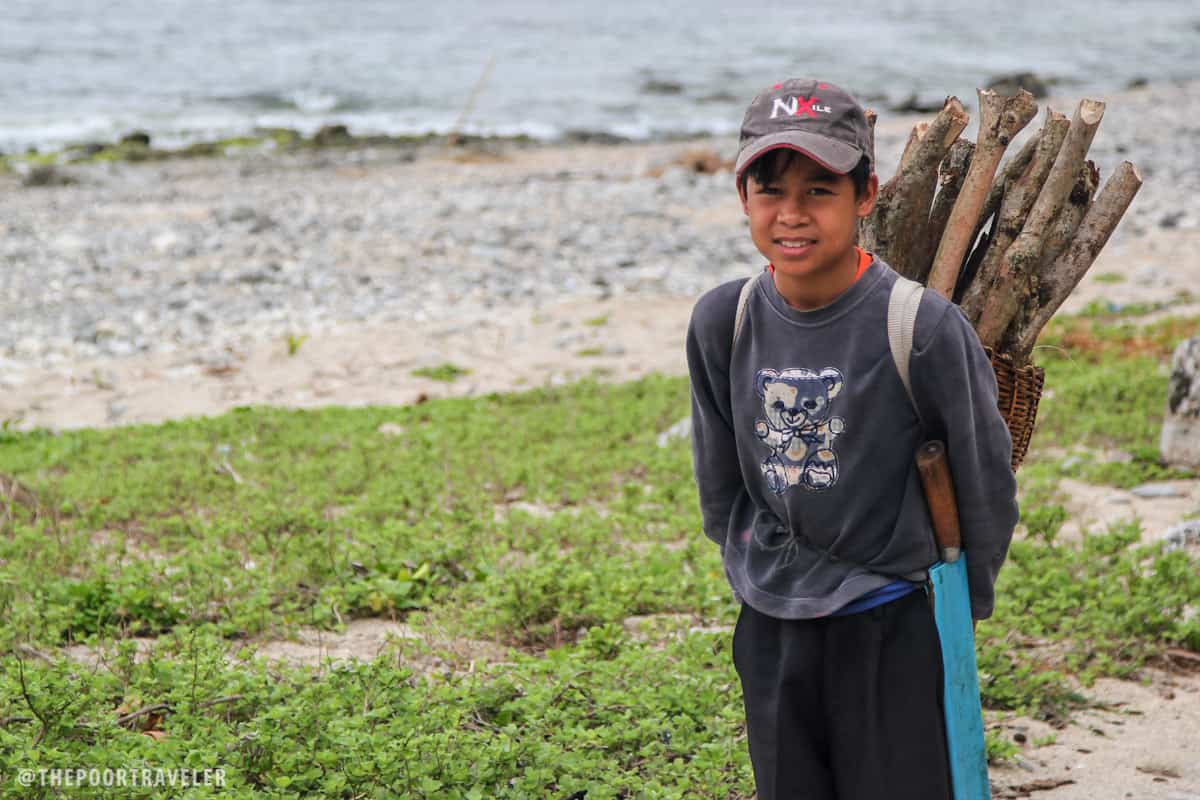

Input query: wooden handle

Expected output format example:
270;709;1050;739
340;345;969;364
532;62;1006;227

915;440;962;562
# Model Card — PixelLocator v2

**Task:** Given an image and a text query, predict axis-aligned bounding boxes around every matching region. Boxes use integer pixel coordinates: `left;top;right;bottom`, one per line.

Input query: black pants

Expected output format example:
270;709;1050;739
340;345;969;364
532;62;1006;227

732;590;953;800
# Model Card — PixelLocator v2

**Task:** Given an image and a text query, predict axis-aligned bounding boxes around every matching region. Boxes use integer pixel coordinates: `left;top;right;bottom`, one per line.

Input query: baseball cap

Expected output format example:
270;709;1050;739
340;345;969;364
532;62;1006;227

735;78;873;179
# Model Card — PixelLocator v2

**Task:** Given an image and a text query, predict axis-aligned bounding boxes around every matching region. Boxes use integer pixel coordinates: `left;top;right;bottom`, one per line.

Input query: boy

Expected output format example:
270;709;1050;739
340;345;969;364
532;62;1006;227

685;78;1019;800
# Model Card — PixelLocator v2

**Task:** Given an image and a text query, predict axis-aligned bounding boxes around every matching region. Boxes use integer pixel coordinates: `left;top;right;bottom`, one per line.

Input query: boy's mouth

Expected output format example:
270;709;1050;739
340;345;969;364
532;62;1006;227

775;238;815;254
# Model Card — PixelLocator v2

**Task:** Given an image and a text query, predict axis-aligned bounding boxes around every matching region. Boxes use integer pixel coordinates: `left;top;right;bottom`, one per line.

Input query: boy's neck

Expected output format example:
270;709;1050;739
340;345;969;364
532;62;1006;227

771;247;865;311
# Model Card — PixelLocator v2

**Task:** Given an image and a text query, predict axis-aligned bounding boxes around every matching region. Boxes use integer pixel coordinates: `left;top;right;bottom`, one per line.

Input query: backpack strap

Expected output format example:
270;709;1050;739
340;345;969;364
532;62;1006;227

731;272;762;353
887;275;925;422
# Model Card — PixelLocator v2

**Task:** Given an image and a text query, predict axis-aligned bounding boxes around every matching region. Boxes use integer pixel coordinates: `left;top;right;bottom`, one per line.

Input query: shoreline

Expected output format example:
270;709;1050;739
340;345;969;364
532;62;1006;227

5;75;1195;176
5;72;1194;163
0;124;700;178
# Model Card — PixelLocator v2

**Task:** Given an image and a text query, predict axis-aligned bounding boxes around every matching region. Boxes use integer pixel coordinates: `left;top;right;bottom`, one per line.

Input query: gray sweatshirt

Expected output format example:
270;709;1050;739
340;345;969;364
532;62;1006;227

686;258;1019;620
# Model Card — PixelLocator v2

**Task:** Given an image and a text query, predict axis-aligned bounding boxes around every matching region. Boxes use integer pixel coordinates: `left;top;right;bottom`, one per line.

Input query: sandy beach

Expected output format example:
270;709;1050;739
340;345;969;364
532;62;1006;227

4;78;1200;797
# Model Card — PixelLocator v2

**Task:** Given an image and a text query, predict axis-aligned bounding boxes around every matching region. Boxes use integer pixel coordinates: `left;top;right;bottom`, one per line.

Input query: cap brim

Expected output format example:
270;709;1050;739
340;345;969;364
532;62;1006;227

735;132;863;178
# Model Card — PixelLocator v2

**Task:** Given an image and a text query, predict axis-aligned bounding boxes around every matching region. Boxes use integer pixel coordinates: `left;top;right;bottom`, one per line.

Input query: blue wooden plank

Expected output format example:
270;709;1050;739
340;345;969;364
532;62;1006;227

930;554;992;800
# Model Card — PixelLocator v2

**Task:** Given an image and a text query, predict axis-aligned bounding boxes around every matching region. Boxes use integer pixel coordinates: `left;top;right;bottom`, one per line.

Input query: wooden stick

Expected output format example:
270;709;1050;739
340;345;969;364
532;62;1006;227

115;695;245;729
971;129;1044;247
891;100;970;278
447;55;497;146
116;704;171;728
1013;161;1142;359
16;644;54;664
955;132;1044;300
923;139;974;283
1002;159;1099;359
856;109;878;247
864;108;878;169
959;110;1069;324
1037;159;1100;270
863;97;970;278
0;474;40;512
861;122;924;254
927;89;1038;297
954;228;992;303
898;122;930;174
975;99;1106;347
915;441;963;562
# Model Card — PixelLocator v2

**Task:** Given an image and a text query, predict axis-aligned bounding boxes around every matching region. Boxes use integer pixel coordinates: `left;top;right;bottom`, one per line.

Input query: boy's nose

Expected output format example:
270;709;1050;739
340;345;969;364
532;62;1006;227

778;195;811;224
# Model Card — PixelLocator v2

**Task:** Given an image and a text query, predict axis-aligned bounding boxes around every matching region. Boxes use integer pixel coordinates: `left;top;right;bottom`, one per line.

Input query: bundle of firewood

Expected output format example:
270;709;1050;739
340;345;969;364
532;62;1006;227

860;89;1142;368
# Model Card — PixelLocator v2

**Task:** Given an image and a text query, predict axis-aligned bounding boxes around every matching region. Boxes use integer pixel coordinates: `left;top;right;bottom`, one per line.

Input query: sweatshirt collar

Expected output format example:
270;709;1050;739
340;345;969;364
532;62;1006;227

758;254;885;326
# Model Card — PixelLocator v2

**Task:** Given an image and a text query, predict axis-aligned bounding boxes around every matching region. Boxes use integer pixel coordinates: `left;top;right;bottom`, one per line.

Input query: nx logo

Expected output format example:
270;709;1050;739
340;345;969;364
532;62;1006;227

770;96;833;119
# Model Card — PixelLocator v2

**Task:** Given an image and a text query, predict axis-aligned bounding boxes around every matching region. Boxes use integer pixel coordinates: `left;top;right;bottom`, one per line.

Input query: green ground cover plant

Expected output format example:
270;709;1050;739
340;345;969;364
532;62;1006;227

285;335;308;357
410;363;471;382
0;311;1196;797
1028;313;1200;486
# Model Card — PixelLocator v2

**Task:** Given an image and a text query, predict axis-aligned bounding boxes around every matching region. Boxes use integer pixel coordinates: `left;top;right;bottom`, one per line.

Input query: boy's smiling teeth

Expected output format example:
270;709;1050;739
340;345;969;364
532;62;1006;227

778;239;814;246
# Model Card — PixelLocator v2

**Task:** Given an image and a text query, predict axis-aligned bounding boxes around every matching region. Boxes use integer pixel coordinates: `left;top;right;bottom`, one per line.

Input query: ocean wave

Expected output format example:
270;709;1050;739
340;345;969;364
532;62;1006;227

209;89;371;114
0;107;743;155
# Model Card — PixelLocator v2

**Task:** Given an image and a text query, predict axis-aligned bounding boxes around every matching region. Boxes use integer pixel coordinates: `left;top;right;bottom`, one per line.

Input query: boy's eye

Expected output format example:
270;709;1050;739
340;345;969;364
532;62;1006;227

809;187;833;196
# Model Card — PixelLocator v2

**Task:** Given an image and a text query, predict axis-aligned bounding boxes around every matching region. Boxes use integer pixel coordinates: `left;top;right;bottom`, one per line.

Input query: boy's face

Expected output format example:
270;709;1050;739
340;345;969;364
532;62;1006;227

738;151;877;287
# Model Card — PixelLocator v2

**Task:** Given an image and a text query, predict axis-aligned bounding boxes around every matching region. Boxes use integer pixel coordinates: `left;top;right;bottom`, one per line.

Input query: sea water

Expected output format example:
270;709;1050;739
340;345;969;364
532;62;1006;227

1;0;1197;152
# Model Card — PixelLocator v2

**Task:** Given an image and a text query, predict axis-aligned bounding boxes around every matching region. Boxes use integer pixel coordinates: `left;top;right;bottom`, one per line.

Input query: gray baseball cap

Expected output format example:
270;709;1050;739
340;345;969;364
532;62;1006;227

735;78;873;179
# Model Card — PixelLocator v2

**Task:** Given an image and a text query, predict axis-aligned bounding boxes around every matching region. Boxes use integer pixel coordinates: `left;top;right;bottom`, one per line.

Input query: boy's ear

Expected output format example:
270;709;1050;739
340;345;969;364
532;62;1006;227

856;173;880;218
737;178;750;215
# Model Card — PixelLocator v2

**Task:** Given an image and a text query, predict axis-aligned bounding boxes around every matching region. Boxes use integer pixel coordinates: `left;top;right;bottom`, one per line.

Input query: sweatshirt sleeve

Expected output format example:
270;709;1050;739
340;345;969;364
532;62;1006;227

685;282;747;552
910;299;1020;620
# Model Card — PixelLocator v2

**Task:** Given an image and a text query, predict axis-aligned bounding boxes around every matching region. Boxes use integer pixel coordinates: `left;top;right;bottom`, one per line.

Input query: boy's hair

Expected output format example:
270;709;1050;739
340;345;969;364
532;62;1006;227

738;150;872;199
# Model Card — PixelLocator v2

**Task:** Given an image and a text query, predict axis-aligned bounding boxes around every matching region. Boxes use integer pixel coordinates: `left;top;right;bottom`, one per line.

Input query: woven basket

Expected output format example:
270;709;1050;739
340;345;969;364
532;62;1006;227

987;348;1045;472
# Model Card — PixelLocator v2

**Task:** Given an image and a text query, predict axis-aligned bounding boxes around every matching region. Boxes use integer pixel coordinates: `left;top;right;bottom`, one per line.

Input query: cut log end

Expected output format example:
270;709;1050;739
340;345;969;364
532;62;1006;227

1078;98;1106;126
937;96;970;147
899;123;930;174
985;89;1039;137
